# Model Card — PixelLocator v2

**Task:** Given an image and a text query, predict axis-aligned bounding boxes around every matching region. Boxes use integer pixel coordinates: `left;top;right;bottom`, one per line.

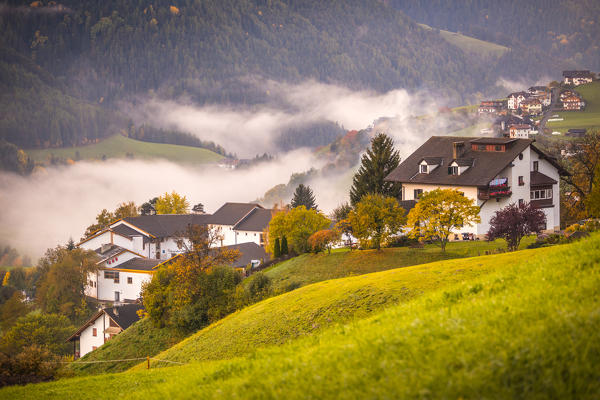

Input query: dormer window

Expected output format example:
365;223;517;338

448;166;458;175
420;165;428;173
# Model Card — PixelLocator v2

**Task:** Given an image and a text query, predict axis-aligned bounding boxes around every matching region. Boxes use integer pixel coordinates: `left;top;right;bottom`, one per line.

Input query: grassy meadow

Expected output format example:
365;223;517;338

418;23;510;58
263;238;534;292
64;319;186;376
3;233;598;399
26;135;224;165
546;81;600;133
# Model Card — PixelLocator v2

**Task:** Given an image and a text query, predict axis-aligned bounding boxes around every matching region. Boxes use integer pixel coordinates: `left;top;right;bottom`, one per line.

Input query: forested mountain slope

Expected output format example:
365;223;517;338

1;0;595;152
390;0;600;71
0;0;493;150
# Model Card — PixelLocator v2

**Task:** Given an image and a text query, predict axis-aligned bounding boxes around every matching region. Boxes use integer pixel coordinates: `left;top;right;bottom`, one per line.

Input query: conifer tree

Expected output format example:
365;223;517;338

273;238;281;258
291;184;317;210
281;236;289;255
349;133;402;206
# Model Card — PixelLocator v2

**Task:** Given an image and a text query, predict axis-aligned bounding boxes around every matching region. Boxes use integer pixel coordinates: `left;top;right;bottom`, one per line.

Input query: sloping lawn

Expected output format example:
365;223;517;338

27;135;224;165
4;234;597;399
263;238;533;292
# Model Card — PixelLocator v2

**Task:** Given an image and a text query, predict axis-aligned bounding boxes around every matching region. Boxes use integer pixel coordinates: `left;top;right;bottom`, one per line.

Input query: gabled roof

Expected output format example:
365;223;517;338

223;242;269;268
112;257;162;272
104;304;144;329
111;224;145;238
421;157;443;165
530;171;558;186
453;158;474;167
66;304;143;342
530;144;570;176
563;70;592;78
233;208;272;232
385;136;534;187
122;214;212;238
208;203;263;226
95;244;128;260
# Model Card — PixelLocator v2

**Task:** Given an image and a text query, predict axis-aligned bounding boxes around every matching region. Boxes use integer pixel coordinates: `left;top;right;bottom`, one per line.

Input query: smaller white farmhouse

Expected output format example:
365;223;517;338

66;304;143;359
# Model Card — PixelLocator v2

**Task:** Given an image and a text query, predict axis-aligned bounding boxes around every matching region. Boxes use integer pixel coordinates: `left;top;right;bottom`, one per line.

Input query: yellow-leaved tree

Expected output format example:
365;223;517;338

155;191;190;214
348;194;406;250
267;206;330;255
406;188;481;252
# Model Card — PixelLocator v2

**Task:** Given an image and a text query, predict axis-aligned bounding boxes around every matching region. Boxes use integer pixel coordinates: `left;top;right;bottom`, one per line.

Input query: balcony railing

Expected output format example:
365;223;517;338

478;188;512;200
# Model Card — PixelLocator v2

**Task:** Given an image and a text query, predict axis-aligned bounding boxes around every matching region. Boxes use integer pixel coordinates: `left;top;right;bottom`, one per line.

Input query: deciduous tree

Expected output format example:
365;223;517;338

488;202;546;251
406;189;481;252
155;191;190;214
308;229;340;254
560;131;600;224
35;248;98;323
349;194;406;250
267;206;330;255
349;133;401;205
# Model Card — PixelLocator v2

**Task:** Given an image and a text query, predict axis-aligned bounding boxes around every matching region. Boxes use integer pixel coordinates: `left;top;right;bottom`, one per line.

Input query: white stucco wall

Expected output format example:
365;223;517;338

95;270;152;302
234;230;263;246
531;151;561;231
79;314;109;357
79;231;113;252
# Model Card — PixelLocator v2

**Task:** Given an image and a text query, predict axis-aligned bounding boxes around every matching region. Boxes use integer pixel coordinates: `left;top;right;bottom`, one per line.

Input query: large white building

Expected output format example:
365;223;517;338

79;203;272;303
385;136;568;237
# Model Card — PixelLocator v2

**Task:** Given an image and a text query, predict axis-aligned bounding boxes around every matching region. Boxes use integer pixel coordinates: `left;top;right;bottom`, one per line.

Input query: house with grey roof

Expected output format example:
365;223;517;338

385;136;568;237
66;303;144;359
78;202;272;303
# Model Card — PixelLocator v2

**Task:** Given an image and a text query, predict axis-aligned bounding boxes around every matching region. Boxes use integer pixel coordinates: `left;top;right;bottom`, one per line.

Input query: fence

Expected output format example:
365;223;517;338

62;356;186;369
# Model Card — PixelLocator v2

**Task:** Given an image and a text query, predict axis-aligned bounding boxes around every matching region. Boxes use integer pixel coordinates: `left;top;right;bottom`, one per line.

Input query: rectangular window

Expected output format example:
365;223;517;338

519;199;524;207
448;166;458;175
414;189;423;199
533;161;539;172
127;277;133;284
518;176;524;186
495;145;503;152
92;328;97;337
478;145;486;151
420;164;427;173
530;189;553;200
104;270;119;283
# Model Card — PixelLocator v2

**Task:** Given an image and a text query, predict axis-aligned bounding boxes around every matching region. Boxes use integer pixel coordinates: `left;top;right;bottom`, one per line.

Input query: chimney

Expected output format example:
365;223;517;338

113;307;119;316
101;243;112;254
452;142;465;160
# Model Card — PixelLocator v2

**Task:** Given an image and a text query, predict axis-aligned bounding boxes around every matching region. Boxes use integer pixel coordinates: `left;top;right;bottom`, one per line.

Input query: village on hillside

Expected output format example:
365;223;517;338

1;69;599;391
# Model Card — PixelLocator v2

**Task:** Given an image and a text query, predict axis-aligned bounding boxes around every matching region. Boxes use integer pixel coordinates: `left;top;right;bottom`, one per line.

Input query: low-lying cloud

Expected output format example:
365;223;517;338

0;150;329;260
130;79;432;157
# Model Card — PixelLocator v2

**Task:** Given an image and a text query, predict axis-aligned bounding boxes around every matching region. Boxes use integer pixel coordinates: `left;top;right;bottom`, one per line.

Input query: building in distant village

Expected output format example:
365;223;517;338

562;70;594;86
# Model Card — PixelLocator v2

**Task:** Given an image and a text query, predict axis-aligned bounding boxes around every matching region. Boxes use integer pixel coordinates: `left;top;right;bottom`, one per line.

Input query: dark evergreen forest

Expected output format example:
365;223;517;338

0;0;597;164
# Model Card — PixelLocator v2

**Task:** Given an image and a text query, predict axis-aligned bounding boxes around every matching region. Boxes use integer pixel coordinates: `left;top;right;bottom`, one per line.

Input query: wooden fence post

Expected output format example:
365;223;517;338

147;356;150;369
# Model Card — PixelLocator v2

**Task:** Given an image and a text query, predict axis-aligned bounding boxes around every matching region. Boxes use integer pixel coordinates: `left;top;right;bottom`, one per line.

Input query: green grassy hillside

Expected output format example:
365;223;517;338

64;319;186;376
263;238;532;292
418;23;510;58
139;246;532;368
4;234;597;399
547;81;600;133
26;135;224;165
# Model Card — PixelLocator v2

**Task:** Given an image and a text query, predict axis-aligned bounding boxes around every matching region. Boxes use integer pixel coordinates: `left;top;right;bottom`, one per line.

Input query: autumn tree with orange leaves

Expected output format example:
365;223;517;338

142;224;241;332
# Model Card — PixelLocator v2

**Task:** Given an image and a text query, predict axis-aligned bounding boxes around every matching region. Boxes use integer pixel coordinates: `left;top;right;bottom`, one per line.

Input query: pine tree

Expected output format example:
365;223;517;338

281;236;289;255
66;237;75;251
349;133;402;206
291;184;317;210
273;238;281;258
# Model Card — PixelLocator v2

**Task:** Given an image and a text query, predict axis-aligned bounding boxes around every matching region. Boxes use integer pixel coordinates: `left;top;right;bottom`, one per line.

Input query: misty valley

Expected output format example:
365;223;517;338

0;1;599;398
